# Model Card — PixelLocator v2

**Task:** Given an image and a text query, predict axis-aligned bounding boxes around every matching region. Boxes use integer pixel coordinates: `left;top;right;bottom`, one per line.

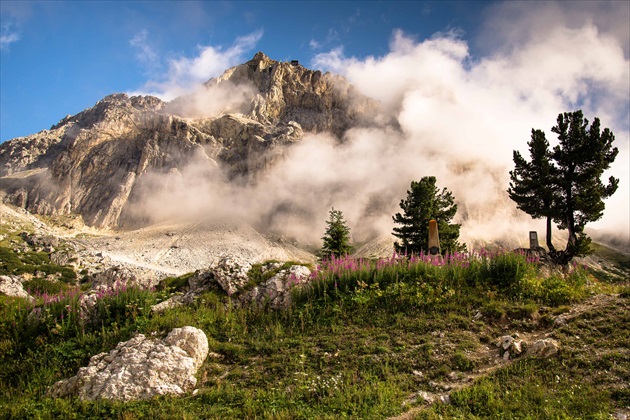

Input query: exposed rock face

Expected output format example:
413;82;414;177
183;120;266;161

0;52;378;229
0;275;33;301
210;255;252;296
91;266;142;290
151;261;311;313
241;264;311;308
49;326;209;401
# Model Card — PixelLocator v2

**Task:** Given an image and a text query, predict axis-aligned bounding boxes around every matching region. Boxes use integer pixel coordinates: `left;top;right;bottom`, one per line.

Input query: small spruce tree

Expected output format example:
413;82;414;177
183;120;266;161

321;208;352;258
393;177;465;255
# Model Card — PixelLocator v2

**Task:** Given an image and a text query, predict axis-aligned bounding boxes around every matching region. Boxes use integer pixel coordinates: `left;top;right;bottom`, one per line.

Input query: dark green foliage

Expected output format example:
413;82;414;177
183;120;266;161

23;278;70;295
482;252;528;291
509;111;619;264
157;273;194;293
0;246;77;283
321;208;352;258
245;260;310;291
392;177;464;255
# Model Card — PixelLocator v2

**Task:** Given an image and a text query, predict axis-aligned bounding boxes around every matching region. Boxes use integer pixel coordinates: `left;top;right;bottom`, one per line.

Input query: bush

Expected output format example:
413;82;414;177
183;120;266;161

23;278;70;295
483;252;528;291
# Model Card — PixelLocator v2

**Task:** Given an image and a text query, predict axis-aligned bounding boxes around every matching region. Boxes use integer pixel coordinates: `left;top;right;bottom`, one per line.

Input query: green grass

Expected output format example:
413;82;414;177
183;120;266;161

0;249;627;419
0;246;77;285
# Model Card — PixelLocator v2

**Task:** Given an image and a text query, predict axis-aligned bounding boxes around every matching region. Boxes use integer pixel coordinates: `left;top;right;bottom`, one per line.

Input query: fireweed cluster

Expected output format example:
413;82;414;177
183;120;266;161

4;281;159;341
293;250;589;306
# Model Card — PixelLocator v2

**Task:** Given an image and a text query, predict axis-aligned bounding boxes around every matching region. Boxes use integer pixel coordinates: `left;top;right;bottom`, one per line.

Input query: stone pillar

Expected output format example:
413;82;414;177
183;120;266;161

529;231;539;249
429;219;440;255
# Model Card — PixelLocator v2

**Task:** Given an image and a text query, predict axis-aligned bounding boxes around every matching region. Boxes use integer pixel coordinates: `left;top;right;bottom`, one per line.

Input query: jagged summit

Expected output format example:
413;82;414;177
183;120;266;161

0;53;378;229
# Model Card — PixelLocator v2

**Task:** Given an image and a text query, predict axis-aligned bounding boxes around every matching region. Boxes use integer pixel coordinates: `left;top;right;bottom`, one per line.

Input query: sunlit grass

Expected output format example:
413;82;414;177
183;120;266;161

0;249;626;419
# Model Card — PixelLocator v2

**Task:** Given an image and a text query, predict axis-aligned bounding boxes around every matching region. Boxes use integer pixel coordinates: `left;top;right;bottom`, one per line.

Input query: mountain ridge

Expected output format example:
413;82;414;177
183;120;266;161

0;52;379;230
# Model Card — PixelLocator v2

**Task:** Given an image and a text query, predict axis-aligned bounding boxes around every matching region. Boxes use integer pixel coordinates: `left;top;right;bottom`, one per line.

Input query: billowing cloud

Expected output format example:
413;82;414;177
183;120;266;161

307;3;629;246
130;30;263;100
125;3;629;251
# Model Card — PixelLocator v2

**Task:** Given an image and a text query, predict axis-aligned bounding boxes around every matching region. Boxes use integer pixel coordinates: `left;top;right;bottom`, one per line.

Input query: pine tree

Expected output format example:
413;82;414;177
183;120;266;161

321;208;352;258
508;111;619;264
392;177;465;255
508;129;559;253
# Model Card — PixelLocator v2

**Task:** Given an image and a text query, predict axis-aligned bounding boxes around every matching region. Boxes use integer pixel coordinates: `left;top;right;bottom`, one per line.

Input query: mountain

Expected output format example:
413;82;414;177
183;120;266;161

0;52;378;230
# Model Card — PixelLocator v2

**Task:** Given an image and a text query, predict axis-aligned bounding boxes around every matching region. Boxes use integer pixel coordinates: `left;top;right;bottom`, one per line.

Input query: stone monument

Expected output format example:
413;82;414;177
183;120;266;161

429;219;440;255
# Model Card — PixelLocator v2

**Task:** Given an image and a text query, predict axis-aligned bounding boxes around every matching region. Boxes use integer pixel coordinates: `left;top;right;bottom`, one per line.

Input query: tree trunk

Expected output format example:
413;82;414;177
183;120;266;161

546;216;556;254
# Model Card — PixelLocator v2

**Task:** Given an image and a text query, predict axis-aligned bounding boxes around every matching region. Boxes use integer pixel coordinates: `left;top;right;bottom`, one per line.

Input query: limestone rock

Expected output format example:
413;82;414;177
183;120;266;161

91;267;141;290
527;339;560;358
241;264;311;308
210;256;252;296
0;53;378;229
50;249;79;267
49;326;209;401
0;275;33;301
498;335;514;350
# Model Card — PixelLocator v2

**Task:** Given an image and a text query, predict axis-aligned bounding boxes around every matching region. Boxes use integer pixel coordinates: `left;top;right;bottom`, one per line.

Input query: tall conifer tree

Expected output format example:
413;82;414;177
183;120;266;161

392;177;464;255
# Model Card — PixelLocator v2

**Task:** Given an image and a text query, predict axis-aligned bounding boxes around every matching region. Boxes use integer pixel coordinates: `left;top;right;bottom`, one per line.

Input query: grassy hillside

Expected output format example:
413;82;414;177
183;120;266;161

1;250;628;419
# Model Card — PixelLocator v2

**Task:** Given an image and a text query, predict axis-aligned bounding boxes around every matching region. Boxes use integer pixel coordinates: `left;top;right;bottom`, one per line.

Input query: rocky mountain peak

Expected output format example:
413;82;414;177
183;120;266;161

0;53;379;229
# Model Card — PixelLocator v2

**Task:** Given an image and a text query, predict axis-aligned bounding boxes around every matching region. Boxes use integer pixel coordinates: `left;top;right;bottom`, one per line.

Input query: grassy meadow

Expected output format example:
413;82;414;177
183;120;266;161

1;246;628;419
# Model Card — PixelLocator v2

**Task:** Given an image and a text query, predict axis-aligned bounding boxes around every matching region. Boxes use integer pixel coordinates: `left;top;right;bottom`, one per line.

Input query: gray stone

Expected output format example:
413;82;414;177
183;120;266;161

527;339;560;358
210;256;252;296
240;264;311;308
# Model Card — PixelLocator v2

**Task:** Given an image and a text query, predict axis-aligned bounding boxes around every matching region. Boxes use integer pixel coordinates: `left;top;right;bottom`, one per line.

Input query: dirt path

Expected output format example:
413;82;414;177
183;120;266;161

389;294;622;420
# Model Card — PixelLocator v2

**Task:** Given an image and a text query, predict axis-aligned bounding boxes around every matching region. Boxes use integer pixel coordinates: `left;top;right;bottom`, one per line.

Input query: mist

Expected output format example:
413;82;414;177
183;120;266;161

126;2;629;251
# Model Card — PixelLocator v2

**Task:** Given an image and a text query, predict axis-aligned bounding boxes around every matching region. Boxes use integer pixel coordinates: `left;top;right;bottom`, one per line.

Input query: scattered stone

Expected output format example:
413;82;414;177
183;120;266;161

512;340;523;355
49;326;209;401
499;335;514;350
417;391;435;404
91;266;141;290
50;249;80;267
553;315;568;328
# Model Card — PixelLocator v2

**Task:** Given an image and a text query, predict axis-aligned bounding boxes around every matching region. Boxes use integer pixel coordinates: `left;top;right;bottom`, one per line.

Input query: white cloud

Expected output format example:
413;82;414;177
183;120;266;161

125;4;629;249
308;6;629;245
309;39;321;50
131;30;263;100
0;22;20;50
129;29;158;64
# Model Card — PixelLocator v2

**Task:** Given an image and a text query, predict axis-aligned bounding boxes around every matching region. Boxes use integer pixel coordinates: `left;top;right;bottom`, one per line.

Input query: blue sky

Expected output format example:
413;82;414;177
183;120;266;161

0;1;493;142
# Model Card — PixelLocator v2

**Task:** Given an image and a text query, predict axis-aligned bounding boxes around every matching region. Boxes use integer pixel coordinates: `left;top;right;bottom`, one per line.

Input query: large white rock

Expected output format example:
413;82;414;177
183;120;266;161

0;275;33;301
49;326;209;401
210;255;252;296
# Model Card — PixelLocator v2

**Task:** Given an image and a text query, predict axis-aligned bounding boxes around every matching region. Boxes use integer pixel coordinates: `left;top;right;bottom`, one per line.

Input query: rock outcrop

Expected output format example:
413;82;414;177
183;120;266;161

151;259;311;313
0;275;33;301
241;264;311;308
49;326;209;401
0;53;378;229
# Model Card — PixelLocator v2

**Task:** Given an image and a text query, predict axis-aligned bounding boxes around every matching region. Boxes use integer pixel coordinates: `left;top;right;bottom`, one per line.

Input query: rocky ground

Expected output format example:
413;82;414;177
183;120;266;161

0;202;316;283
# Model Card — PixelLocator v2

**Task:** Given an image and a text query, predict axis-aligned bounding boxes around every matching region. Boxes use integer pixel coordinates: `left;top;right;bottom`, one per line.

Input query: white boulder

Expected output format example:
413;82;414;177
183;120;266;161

49;326;209;401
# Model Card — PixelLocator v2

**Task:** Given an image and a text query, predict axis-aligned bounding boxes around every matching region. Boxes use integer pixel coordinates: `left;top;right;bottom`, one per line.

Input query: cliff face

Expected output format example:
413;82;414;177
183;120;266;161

0;53;377;229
